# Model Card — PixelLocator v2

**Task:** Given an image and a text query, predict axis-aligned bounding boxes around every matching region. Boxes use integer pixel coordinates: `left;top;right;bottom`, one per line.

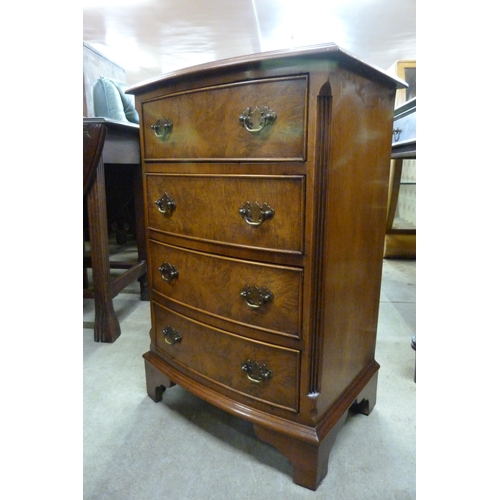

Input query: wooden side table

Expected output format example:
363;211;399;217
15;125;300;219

83;118;148;343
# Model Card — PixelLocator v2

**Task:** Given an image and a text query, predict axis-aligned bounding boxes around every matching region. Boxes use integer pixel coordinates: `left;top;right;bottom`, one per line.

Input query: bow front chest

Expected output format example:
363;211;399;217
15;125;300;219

128;44;404;490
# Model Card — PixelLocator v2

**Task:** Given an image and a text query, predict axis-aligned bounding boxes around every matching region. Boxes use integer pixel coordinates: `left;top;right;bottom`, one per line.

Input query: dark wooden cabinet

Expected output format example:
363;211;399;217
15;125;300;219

128;43;404;490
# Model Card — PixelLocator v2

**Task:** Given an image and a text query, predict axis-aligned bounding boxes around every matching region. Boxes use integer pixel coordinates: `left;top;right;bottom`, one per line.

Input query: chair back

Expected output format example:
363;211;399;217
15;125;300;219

92;76;139;123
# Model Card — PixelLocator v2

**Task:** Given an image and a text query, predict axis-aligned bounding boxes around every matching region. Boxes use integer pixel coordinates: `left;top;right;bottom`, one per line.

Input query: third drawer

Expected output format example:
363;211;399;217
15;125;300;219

150;240;303;339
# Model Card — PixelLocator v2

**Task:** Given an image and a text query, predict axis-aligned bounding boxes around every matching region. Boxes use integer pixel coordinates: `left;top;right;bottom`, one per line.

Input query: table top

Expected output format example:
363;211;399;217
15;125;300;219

83;117;140;164
83;116;139;132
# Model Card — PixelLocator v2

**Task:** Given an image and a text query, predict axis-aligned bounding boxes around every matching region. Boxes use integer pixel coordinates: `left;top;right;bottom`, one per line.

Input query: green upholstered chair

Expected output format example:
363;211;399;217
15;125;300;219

92;76;139;124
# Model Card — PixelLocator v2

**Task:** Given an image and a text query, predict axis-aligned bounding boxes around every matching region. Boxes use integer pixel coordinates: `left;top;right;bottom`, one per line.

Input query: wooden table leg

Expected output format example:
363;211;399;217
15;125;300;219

87;157;121;343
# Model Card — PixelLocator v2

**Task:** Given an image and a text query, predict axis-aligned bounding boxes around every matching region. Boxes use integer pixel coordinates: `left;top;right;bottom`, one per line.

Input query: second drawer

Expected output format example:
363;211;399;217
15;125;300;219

151;241;303;338
147;173;305;255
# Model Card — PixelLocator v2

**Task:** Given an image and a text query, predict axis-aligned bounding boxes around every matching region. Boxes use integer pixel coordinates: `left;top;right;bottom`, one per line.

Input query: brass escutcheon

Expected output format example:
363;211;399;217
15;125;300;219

241;359;273;383
240;285;274;308
239;106;276;133
159;262;179;283
155;192;176;215
239;201;275;226
162;326;182;345
151;117;173;139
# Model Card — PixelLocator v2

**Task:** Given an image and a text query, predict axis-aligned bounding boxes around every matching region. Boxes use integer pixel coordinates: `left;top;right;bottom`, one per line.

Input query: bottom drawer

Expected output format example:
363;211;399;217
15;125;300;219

152;301;300;412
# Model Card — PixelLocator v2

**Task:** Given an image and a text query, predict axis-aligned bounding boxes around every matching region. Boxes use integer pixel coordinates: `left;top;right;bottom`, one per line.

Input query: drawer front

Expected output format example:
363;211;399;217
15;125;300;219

153;302;300;412
392;109;416;144
151;241;303;338
147;174;305;254
142;76;307;161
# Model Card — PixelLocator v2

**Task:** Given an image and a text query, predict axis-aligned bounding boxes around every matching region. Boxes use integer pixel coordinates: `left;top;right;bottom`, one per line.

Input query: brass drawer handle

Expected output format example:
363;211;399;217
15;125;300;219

241;359;273;383
155;192;176;215
240;285;274;308
151;117;173;139
159;262;179;283
162;326;182;345
239;201;275;226
239;106;276;133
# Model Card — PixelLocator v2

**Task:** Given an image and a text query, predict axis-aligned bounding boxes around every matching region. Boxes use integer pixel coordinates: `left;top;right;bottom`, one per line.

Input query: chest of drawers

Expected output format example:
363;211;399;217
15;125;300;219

128;43;404;490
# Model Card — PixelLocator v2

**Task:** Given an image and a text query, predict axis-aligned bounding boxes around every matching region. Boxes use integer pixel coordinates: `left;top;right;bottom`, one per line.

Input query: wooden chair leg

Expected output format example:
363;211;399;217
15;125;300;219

87;157;121;343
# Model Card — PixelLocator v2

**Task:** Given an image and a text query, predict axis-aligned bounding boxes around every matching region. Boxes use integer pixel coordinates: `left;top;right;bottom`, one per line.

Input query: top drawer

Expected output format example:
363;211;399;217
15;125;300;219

142;76;307;161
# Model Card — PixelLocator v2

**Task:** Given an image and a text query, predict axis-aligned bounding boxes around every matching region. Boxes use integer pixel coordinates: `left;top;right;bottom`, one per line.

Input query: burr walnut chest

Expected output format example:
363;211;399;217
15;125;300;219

128;43;404;490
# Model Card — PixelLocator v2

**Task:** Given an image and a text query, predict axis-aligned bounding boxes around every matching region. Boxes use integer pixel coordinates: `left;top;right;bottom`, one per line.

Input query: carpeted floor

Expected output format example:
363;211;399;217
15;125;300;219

83;248;416;500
